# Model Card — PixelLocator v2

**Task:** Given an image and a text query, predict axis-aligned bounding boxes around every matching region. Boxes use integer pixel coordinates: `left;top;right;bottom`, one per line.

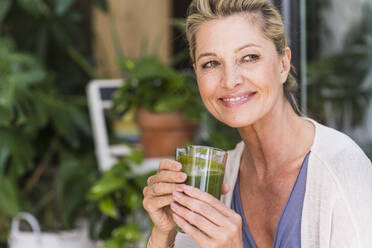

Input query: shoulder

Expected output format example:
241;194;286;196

308;118;371;188
306;119;372;245
308;118;371;170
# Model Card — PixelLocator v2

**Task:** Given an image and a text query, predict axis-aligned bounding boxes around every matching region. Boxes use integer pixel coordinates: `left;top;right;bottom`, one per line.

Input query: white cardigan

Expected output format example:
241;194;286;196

175;119;372;248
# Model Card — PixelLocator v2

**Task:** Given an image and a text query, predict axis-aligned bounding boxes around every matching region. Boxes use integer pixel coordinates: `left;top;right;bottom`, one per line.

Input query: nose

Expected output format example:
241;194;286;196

221;62;242;89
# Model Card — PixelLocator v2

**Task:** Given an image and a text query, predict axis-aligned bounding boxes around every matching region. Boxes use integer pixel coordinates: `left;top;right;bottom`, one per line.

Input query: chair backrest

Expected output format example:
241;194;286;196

87;79;163;174
86;79;132;171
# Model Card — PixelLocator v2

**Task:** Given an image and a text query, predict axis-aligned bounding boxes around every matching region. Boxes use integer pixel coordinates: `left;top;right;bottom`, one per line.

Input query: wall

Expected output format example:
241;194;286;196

92;0;172;78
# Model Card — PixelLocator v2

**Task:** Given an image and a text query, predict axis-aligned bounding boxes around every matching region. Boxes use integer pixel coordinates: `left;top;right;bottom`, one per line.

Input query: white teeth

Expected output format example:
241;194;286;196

222;96;247;102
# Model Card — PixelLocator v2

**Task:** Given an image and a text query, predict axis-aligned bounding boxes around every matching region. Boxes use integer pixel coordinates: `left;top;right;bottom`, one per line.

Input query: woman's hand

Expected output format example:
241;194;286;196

143;159;187;235
171;184;243;248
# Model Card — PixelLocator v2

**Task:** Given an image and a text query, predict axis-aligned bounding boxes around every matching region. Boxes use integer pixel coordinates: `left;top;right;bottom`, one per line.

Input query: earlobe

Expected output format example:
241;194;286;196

280;47;291;84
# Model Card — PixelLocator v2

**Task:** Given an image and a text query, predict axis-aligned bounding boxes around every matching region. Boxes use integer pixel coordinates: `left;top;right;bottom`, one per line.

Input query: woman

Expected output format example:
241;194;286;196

142;0;372;247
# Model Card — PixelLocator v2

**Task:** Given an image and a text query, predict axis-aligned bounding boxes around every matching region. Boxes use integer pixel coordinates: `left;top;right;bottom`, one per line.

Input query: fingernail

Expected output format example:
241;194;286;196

174;162;181;170
178;173;187;180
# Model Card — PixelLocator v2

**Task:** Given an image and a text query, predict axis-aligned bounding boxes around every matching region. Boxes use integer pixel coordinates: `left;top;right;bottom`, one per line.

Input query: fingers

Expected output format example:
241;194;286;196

142;159;186;234
143;159;185;213
172;191;227;227
147;170;187;186
172;212;211;247
158;159;182;172
143;182;182;197
171;201;219;235
221;183;230;195
171;190;243;248
146;159;186;187
180;184;236;217
143;195;173;213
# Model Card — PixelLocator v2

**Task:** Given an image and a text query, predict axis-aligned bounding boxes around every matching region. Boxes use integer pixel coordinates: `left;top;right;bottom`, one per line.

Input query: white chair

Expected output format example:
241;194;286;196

86;79;160;173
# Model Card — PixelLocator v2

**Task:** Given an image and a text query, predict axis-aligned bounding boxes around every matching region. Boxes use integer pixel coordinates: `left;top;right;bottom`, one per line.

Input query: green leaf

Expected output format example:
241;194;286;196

43;95;90;147
6;129;35;178
56;152;98;228
17;0;50;17
118;58;135;71
124;187;142;211
54;0;75;15
100;239;121;248
99;197;117;218
113;55;203;122
0;173;20;217
125;148;143;164
112;223;141;242
132;57;176;80
9;68;46;87
154;95;184;112
87;175;126;201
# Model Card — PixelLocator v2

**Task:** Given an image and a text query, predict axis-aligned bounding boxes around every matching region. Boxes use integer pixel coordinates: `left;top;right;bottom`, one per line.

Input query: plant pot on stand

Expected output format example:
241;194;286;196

136;108;197;158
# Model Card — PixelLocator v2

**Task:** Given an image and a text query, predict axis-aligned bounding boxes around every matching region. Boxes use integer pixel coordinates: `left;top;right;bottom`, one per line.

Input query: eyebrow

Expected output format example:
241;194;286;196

196;52;217;62
235;43;261;52
196;43;261;62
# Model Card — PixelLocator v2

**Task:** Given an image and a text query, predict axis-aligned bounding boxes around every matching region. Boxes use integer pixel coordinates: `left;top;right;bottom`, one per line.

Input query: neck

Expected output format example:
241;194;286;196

238;99;313;180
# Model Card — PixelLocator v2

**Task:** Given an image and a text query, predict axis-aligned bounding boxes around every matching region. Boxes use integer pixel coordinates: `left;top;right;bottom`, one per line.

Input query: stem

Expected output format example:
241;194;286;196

22;138;58;194
67;46;97;78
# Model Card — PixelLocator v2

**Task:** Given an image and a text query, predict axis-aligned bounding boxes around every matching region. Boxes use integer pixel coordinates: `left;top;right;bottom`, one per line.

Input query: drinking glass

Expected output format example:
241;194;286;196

174;145;227;232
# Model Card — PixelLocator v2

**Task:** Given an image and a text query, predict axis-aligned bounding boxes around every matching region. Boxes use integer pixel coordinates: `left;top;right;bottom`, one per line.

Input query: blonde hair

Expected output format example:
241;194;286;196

186;0;301;115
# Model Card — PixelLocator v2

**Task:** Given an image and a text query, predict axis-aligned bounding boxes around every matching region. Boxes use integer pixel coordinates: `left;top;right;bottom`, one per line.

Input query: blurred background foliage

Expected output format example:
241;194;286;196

306;0;372;158
0;0;239;246
114;56;204;122
307;0;372;129
87;148;152;248
2;0;370;247
0;0;109;244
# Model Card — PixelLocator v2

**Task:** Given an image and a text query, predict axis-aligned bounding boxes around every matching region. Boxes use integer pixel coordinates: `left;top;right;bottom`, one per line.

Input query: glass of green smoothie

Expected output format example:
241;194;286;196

175;145;227;232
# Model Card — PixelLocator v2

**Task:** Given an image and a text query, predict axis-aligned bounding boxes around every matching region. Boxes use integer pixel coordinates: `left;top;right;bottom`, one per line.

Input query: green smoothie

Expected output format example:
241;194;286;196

177;155;225;199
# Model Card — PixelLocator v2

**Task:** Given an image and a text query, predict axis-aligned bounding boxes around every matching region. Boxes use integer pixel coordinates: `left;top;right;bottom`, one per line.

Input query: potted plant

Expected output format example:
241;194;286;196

0;36;100;247
0;0;114;246
87;148;154;248
113;56;204;157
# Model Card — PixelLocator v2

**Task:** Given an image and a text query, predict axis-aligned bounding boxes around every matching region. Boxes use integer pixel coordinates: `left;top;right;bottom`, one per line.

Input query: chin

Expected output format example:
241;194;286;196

215;114;258;128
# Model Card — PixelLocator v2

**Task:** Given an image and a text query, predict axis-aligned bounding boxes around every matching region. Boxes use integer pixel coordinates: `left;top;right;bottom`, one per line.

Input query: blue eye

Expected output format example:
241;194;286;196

202;60;220;69
242;54;259;62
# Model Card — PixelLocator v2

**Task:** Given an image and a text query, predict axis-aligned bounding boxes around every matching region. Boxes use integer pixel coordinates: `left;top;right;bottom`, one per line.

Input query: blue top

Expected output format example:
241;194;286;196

231;152;310;248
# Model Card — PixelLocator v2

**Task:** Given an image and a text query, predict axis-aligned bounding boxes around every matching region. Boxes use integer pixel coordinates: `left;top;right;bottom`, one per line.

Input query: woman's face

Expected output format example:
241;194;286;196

194;14;290;128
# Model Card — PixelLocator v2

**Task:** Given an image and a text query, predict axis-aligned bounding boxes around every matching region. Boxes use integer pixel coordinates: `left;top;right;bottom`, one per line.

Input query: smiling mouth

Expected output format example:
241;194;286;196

221;95;248;102
219;92;257;104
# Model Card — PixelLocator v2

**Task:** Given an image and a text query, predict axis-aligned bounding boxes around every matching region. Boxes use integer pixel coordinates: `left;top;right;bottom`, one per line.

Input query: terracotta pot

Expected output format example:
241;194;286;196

136;108;197;158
